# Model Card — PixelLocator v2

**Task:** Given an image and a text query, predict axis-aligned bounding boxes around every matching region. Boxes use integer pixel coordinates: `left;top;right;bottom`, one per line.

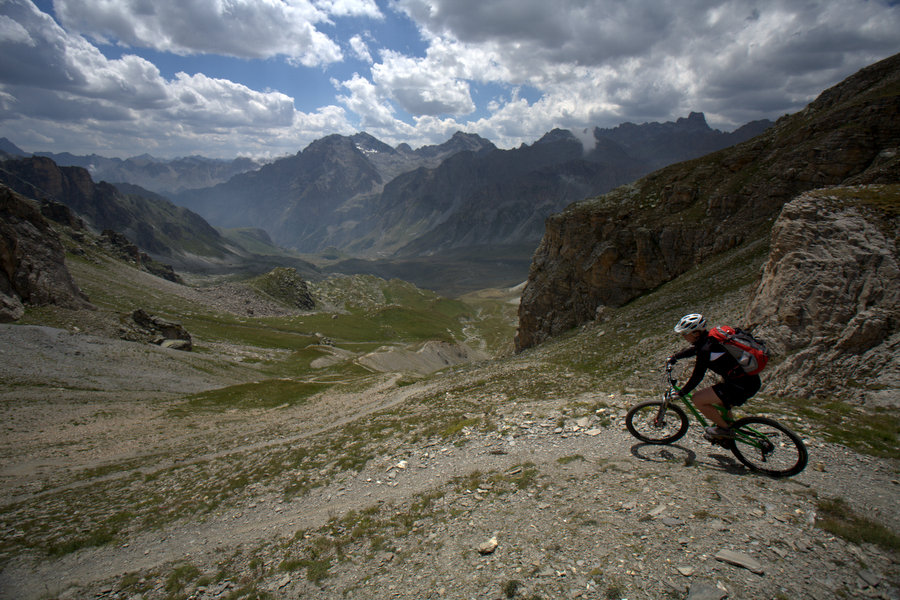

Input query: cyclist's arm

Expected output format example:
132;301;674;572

669;346;697;361
676;349;709;397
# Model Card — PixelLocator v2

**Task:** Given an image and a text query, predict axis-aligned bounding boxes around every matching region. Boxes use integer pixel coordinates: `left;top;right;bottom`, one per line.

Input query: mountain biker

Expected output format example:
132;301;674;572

667;313;761;440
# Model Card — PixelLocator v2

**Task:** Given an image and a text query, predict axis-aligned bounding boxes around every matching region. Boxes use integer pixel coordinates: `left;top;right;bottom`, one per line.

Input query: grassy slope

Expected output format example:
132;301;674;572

19;236;520;408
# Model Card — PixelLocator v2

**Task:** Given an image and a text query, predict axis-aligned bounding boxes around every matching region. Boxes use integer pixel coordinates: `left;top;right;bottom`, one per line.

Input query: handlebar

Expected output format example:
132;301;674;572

665;361;677;385
664;361;683;400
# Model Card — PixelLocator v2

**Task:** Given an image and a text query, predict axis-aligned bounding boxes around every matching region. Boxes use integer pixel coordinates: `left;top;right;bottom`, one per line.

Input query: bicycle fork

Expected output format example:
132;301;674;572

653;398;672;426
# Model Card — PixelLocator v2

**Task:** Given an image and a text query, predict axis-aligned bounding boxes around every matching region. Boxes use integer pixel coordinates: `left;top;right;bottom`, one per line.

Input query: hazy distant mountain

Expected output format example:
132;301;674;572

176;115;770;263
339;114;772;258
347;129;646;256
25;150;267;195
174;131;498;251
593;112;773;170
2;115;771;291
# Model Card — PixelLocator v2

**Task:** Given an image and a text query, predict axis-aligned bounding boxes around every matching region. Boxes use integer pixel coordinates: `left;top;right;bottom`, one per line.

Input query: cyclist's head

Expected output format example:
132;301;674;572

674;313;707;334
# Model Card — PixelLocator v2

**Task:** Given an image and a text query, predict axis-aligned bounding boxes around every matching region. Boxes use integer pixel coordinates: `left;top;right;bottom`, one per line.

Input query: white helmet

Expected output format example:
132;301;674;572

674;313;707;334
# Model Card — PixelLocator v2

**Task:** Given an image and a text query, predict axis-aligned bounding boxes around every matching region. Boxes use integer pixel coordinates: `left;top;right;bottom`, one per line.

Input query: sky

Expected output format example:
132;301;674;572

1;0;899;160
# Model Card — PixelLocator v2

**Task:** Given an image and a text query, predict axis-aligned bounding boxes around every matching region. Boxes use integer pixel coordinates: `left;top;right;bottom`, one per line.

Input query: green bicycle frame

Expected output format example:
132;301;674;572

667;382;768;450
667;382;732;427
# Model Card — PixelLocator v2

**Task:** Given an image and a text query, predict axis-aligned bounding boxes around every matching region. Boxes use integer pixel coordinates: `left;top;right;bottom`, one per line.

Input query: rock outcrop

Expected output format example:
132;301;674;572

249;267;315;310
130;308;193;351
0;184;92;321
516;52;900;351
100;230;182;283
746;187;899;406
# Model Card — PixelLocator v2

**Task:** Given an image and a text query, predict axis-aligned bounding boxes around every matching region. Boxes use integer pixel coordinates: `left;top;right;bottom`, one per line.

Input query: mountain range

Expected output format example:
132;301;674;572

0;138;264;195
1;113;771;293
173;113;770;260
0;155;321;279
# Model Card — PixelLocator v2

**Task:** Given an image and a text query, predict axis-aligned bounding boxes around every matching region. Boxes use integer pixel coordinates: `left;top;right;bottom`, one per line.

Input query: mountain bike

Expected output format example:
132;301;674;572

625;363;808;477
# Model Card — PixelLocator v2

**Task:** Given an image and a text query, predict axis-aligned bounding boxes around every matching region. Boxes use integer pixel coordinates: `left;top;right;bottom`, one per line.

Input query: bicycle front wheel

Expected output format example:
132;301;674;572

729;416;808;478
626;401;689;444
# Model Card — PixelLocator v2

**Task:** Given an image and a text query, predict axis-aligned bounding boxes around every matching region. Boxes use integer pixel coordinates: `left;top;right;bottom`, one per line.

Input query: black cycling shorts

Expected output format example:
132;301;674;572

713;375;761;408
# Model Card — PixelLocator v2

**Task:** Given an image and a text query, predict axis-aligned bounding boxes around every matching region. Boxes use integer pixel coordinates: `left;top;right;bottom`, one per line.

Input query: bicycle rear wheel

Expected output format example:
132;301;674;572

729;416;808;477
626;401;689;444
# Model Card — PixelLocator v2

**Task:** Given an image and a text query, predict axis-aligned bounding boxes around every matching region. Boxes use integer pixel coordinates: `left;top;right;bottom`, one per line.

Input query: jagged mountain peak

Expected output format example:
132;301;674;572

534;129;579;145
674;111;711;130
414;131;496;159
598;111;714;137
350;132;397;155
126;153;157;163
446;130;494;151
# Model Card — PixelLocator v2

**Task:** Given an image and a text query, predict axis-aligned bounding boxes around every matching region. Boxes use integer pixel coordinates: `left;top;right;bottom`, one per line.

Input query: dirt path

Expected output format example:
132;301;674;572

1;364;898;600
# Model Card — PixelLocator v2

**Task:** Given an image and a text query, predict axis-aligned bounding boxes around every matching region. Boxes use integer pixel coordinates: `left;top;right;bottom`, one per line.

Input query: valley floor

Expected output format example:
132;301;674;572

0;327;898;600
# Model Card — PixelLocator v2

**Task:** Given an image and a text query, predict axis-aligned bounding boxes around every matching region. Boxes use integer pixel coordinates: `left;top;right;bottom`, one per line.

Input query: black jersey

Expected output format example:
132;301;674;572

671;331;759;397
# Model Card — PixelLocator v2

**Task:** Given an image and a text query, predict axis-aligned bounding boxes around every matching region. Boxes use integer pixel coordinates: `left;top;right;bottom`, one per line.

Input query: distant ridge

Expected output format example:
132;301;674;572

0;155;316;278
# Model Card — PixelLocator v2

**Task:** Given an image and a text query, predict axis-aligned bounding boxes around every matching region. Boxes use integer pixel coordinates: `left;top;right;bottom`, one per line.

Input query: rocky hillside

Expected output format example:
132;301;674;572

0;185;92;321
0;157;232;264
0;156;321;277
746;186;899;406
517;52;900;372
1;222;898;599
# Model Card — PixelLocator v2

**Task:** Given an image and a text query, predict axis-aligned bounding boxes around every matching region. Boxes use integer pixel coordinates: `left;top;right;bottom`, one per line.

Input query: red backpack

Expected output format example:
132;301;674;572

709;326;769;376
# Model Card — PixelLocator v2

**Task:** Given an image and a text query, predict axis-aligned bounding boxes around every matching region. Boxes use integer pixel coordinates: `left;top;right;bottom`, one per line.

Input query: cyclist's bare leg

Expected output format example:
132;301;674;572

693;387;730;428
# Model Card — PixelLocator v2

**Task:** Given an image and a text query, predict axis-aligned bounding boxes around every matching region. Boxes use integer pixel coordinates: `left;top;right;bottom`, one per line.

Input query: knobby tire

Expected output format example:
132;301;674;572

625;401;689;444
728;416;808;478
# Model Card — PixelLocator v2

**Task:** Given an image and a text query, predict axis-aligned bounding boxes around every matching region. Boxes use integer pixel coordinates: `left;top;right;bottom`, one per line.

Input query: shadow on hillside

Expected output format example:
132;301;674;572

629;442;747;476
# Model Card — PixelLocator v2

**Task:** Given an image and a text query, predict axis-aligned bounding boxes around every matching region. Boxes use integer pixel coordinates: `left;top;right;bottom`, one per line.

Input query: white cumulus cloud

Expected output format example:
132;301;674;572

0;0;354;157
349;34;373;63
53;0;344;66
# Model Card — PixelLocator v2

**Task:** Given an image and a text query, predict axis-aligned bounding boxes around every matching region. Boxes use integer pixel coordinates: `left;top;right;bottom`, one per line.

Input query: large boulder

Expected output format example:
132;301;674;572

131;309;193;351
0;185;92;322
746;187;899;406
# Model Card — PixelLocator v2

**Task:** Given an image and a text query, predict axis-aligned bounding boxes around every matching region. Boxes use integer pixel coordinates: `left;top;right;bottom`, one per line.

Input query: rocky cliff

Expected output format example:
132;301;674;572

0;185;92;321
516;52;900;352
746;186;899;406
